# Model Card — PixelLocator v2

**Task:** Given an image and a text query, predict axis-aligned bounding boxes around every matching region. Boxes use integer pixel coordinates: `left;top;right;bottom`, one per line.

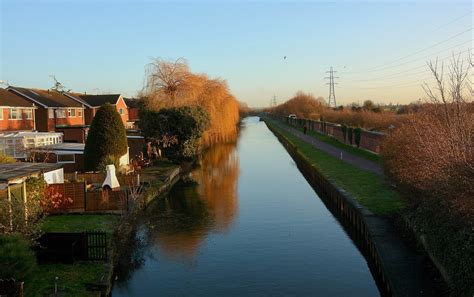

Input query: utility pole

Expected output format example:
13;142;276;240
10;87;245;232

272;95;277;107
325;67;339;108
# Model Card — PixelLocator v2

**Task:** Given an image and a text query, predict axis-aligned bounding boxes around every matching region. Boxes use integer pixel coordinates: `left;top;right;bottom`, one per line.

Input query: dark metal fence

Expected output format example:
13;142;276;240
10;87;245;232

36;232;107;263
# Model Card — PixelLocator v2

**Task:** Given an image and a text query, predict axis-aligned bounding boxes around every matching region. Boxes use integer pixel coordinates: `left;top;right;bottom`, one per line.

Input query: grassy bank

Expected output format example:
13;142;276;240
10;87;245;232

25;214;118;297
265;118;404;215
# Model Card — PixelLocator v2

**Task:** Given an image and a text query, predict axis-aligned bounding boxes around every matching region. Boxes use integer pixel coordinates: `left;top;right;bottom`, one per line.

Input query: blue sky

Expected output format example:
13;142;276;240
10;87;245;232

0;0;471;106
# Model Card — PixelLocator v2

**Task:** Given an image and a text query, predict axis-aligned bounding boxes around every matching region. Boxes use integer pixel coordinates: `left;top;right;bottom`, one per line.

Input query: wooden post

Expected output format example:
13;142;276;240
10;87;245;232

83;181;87;212
7;186;13;232
22;181;28;226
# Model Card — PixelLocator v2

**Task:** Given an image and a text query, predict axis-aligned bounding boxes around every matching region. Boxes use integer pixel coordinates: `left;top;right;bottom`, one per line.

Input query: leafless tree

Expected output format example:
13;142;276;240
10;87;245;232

144;58;189;104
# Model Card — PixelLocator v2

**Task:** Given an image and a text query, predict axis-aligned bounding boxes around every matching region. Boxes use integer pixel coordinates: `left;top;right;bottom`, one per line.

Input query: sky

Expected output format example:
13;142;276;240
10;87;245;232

0;0;472;107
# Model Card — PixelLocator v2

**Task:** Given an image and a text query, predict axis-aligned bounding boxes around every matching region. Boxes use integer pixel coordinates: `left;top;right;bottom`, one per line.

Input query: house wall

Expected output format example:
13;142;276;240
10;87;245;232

84;108;96;125
55;127;89;143
35;108;50;132
128;107;139;121
35;108;85;132
54;109;85;127
0;108;35;131
116;97;129;126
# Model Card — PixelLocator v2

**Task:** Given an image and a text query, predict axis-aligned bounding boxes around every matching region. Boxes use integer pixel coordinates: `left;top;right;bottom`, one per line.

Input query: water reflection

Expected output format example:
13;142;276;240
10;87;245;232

143;143;239;260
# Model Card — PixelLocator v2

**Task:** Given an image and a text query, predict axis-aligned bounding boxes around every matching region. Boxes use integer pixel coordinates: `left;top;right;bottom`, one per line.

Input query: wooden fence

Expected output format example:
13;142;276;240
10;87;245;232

64;172;139;186
85;231;107;260
47;182;127;213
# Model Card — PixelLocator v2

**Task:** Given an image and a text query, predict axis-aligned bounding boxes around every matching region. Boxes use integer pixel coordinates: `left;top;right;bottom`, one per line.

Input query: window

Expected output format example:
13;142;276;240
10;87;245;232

0;108;3;120
119;108;124;115
48;109;54;119
57;154;75;163
67;108;76;117
77;109;83;117
24;109;33;120
55;109;66;118
8;108;20;120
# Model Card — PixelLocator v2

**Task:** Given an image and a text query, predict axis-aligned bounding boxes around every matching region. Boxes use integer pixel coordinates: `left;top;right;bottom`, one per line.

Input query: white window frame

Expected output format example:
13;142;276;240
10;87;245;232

48;109;55;119
0;108;3;120
119;108;124;115
55;109;66;118
77;108;83;117
24;109;33;120
57;154;75;163
67;108;76;117
8;108;20;120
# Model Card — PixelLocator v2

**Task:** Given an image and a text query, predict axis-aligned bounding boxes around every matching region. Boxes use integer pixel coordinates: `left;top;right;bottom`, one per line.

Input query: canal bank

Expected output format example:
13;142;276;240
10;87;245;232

263;117;439;297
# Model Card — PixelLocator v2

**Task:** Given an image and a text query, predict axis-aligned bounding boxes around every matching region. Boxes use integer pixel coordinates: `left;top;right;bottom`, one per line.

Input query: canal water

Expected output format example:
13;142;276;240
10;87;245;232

112;117;381;296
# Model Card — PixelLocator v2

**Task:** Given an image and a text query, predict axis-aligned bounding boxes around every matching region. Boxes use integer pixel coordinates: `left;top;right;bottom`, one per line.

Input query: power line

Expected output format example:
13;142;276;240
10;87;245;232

366;27;472;71
341;48;471;83
324;67;338;107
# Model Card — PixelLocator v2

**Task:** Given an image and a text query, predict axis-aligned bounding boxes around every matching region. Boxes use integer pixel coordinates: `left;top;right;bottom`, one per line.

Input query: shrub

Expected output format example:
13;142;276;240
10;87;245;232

140;106;210;161
347;127;353;145
0;153;16;164
341;125;347;143
0;234;37;280
270;91;325;119
84;103;128;171
354;128;362;148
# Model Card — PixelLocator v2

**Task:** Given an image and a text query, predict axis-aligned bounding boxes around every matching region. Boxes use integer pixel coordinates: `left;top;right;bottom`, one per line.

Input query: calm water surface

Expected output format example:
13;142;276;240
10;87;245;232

112;117;380;296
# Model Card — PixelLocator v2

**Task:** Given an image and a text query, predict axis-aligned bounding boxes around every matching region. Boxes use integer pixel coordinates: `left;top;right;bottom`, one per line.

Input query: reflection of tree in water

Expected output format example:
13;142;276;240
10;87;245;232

193;143;239;232
144;143;239;260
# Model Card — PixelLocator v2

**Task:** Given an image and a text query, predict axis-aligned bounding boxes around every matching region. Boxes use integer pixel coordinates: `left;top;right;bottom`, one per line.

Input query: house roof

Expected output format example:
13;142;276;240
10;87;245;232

33;143;85;155
123;98;140;108
0;162;62;183
79;94;122;107
0;88;37;108
7;87;83;108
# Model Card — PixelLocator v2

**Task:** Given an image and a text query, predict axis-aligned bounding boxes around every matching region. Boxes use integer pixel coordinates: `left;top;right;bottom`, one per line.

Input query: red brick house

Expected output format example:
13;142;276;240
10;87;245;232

7;87;85;132
124;98;140;129
0;88;37;131
67;94;129;126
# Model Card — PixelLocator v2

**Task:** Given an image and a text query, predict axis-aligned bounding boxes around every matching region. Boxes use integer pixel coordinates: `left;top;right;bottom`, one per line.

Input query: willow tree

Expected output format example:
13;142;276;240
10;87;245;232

84;103;128;171
142;58;240;147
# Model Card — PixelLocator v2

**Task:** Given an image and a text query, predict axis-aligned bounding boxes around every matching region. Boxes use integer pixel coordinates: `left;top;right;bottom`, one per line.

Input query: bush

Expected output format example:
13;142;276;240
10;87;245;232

140;106;210;161
0;234;37;280
270;91;325;119
0;153;16;164
84;103;128;171
347;127;353;145
354;128;361;148
341;125;347;143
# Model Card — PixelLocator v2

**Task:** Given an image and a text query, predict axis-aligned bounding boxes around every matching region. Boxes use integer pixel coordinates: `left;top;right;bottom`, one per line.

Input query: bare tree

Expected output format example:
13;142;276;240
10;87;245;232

144;58;189;104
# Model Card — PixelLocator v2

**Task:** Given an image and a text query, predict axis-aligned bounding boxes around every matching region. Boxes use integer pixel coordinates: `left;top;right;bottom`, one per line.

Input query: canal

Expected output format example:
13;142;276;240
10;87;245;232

112;116;381;296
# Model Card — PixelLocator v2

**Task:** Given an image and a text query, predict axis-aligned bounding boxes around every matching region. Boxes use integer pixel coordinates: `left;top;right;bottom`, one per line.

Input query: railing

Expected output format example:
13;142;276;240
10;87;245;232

85;231;107;261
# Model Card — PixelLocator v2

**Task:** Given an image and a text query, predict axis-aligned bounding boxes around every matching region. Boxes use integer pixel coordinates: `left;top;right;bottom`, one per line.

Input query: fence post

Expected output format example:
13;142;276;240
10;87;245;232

83;181;87;212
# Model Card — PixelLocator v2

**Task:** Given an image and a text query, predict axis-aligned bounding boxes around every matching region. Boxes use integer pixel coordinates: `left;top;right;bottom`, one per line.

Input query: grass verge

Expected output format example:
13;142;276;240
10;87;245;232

265;118;404;215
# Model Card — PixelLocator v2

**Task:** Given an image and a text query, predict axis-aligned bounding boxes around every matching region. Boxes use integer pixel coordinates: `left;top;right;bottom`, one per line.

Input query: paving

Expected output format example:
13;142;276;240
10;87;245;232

270;119;385;177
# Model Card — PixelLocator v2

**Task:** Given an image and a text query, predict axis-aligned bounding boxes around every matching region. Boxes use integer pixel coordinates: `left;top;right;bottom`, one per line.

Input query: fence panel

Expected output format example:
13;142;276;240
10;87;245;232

85;191;126;212
47;182;86;212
